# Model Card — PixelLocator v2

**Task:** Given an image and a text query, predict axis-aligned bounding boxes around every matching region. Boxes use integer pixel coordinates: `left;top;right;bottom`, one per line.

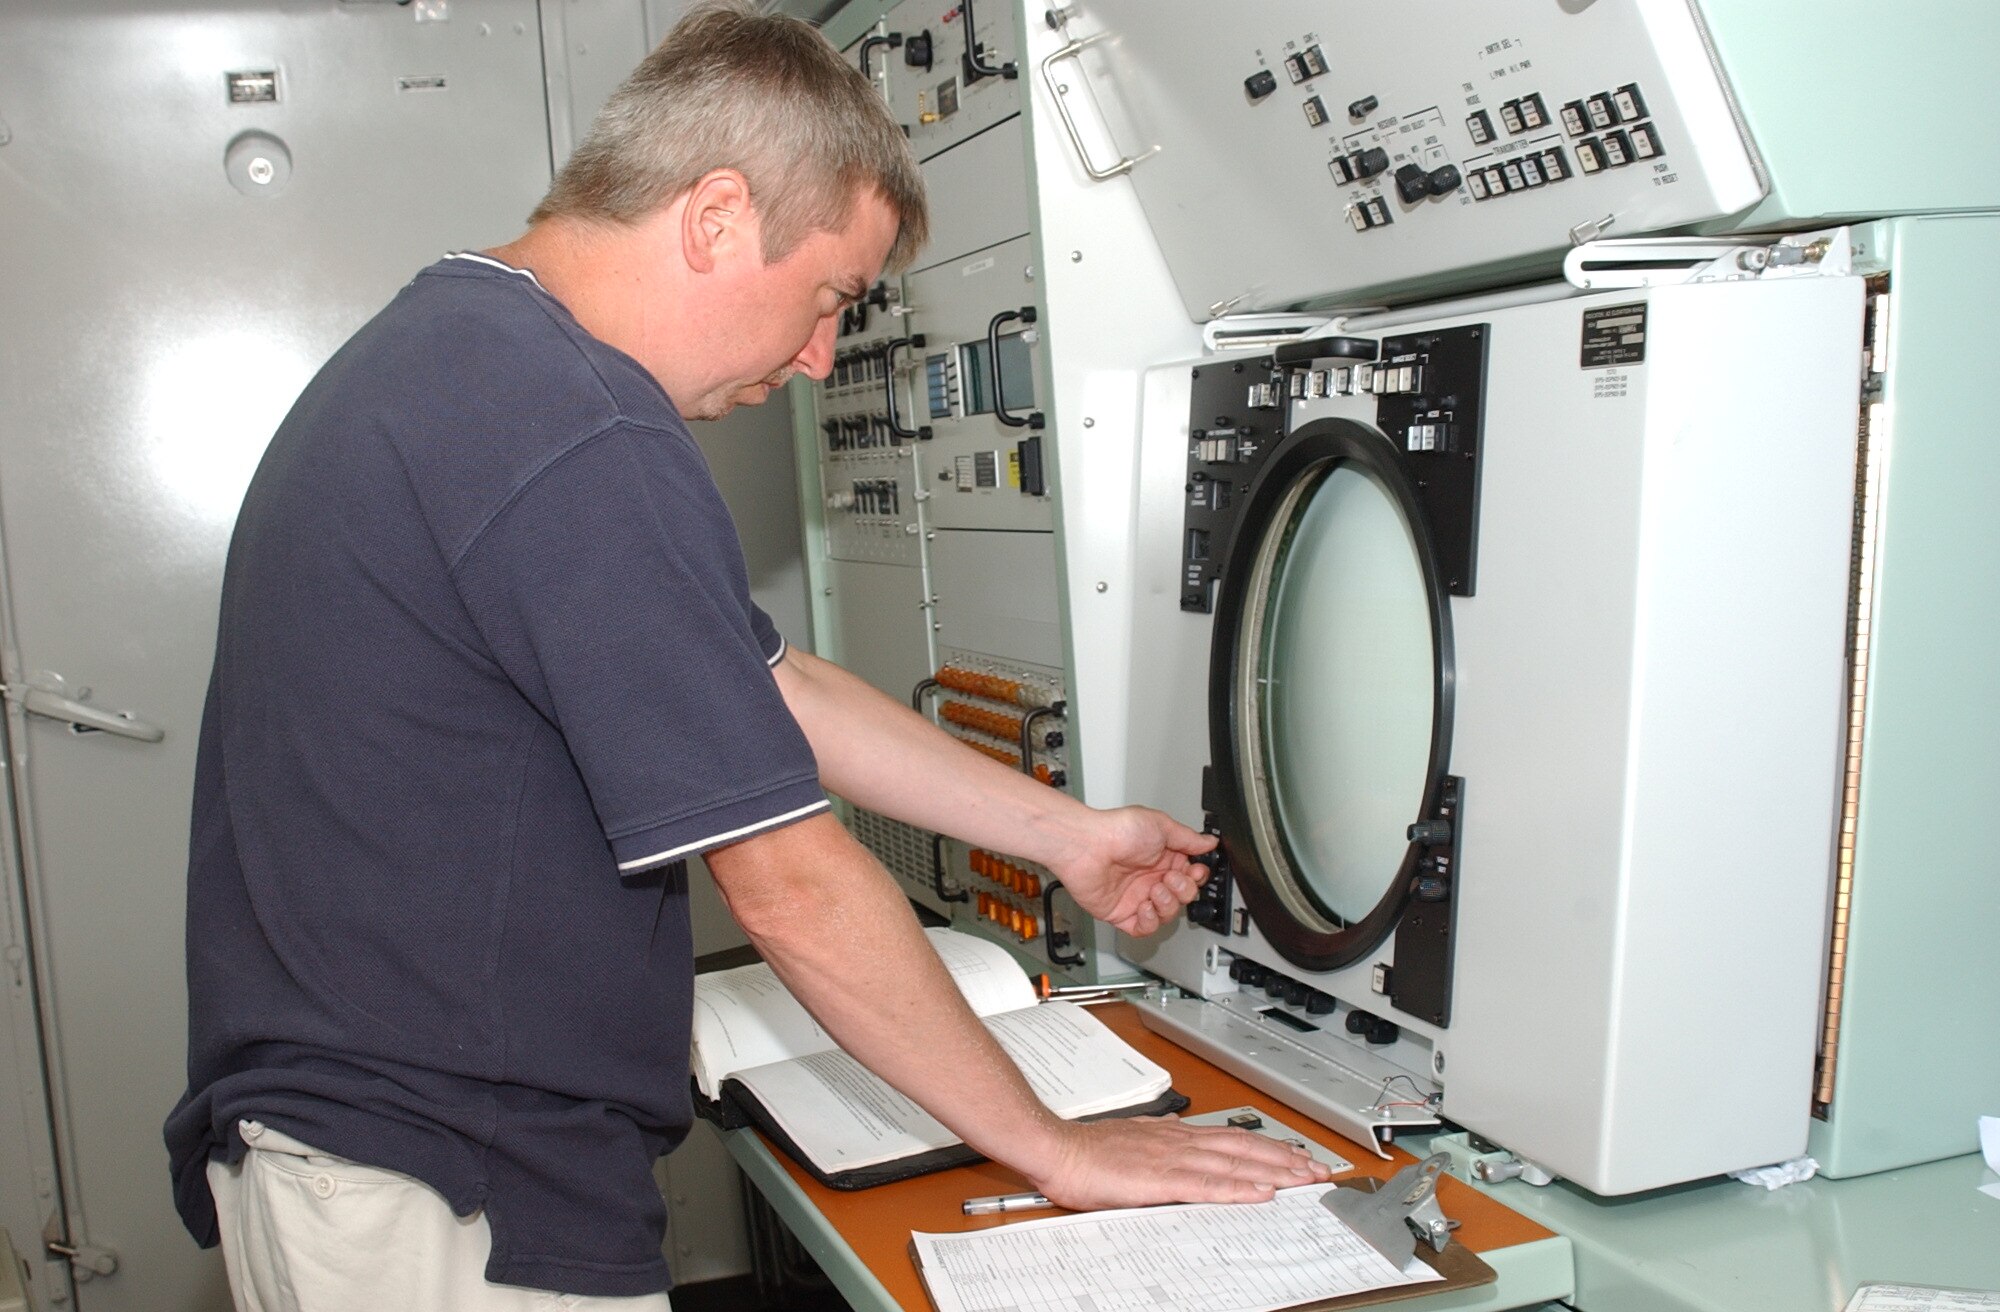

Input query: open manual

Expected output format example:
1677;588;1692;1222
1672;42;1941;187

912;1184;1450;1312
690;927;1187;1189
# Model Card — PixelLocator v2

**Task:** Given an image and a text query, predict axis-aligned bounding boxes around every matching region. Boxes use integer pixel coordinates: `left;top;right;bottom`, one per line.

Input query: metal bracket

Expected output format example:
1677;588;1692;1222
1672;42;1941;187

1564;227;1854;290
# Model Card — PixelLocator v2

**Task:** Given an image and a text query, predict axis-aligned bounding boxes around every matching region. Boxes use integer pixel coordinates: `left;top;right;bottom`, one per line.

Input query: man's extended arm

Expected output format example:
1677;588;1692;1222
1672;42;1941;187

770;647;1209;935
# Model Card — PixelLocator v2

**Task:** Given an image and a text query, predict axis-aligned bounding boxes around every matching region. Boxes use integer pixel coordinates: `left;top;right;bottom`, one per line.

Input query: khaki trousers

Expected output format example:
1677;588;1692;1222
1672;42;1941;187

207;1121;672;1312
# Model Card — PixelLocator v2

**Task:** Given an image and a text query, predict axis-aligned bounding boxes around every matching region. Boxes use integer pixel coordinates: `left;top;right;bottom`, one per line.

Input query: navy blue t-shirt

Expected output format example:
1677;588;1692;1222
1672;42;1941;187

164;254;827;1296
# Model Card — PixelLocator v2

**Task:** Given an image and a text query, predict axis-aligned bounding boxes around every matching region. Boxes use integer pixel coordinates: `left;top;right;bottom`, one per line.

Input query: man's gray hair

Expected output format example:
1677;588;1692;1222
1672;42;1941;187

531;0;928;272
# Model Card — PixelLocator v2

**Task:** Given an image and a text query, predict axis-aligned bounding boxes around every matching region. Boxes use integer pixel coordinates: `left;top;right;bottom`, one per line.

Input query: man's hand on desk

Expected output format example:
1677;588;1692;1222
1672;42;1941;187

1046;806;1217;937
1025;1114;1334;1211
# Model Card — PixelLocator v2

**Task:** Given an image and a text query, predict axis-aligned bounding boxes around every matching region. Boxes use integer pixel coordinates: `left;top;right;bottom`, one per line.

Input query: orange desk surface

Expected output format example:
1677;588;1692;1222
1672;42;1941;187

752;1003;1556;1311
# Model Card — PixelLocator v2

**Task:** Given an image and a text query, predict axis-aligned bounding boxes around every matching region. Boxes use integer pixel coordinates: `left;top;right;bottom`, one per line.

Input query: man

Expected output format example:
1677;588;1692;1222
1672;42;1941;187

166;4;1327;1307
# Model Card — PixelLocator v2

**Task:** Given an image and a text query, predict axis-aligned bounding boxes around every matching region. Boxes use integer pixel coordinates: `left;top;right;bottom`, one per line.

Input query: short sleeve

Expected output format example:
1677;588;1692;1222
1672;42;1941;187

450;421;826;872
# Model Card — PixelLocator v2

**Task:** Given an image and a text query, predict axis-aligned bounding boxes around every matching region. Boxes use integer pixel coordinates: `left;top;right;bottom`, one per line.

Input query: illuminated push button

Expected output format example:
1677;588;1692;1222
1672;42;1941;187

1519;156;1545;187
1467;169;1490;200
1586;92;1616;129
1498;100;1524;135
1327;155;1354;185
1518;93;1548;130
1629;122;1662;160
1500;161;1525;191
1575;138;1606;173
1540;147;1571;181
1560;100;1589;137
1302;96;1330;128
1613;82;1648;122
1483;165;1508;195
1601;129;1633;167
1466;110;1495;145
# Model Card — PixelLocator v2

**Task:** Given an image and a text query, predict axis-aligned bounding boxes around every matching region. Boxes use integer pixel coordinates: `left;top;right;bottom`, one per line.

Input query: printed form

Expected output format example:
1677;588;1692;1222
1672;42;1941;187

912;1184;1442;1312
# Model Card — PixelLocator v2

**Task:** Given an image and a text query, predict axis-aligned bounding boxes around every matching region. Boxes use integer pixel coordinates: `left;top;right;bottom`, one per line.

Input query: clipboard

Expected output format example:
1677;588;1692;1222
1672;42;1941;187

1280;1175;1497;1310
908;1175;1496;1312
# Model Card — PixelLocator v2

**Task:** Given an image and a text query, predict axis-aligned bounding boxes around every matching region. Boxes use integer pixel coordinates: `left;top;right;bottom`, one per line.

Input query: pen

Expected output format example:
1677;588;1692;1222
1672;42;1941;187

961;1191;1054;1216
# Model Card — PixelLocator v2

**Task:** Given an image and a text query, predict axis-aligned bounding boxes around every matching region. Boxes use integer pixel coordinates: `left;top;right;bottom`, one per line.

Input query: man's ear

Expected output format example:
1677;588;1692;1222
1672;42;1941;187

681;169;756;276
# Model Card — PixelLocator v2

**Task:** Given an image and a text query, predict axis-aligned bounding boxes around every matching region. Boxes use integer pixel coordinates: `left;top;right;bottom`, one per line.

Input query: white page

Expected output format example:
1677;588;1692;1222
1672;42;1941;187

925;926;1041;1016
983;1001;1169;1117
689;927;1037;1099
728;1002;1167;1173
912;1184;1443;1312
689;963;829;1100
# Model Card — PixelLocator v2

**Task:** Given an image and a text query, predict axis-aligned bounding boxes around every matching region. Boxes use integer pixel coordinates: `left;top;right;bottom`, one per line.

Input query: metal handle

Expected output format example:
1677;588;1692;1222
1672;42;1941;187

13;685;165;742
929;832;969;904
858;30;902;84
1038;34;1156;181
959;0;1017;79
1041;881;1086;967
882;336;932;441
985;309;1043;430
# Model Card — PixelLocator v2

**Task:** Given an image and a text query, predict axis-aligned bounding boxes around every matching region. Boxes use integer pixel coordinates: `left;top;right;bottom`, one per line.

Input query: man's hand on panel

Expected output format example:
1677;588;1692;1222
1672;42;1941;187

1046;806;1219;937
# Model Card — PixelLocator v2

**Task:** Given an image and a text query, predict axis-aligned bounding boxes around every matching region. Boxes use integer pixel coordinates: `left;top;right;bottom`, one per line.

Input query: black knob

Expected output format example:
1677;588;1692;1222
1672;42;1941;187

904;29;934;71
1263;975;1287;999
1042;731;1064;749
1348;94;1379;120
1366;1017;1401;1045
1281;980;1310;1007
1244;69;1277;101
1345;1009;1373;1035
1305;991;1337;1016
1394;162;1429;204
1352;147;1390;179
1408;819;1453;845
1427;164;1463;196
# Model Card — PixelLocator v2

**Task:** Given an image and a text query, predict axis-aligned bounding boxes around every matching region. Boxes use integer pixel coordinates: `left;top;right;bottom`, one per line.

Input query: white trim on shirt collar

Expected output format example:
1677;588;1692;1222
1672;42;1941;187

443;250;548;292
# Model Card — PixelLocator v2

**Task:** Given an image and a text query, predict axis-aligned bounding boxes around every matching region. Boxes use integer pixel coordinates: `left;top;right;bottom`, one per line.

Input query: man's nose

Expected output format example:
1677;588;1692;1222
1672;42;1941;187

795;315;840;380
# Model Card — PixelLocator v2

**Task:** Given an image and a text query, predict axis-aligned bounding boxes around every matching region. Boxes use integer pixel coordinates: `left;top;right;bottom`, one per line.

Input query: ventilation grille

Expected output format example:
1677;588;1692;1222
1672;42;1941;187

850;807;936;892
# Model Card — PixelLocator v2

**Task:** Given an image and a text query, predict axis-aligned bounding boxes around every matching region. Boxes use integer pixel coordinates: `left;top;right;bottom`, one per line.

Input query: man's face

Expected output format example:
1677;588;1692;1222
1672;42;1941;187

679;189;901;421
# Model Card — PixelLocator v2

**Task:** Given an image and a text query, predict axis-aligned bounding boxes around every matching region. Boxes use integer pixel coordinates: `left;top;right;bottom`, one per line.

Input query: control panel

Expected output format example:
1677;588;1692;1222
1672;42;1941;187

1178;328;1489;613
846;0;1023;160
818;280;927;566
1051;0;1761;313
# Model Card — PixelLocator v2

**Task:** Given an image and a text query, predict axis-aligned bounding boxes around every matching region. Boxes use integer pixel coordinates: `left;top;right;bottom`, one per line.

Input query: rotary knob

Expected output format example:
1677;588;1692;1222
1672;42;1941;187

1394;163;1430;204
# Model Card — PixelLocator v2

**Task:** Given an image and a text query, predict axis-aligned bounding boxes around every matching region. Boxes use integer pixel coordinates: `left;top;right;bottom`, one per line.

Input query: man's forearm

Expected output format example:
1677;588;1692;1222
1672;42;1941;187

704;813;1069;1177
773;647;1095;870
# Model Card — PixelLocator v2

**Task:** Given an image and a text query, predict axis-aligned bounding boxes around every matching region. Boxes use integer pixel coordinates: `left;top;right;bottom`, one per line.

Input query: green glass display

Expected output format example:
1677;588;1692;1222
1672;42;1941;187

1254;462;1433;923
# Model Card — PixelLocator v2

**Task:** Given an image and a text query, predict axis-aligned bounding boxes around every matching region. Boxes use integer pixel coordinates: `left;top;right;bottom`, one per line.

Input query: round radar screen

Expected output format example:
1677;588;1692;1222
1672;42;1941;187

1208;417;1454;972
